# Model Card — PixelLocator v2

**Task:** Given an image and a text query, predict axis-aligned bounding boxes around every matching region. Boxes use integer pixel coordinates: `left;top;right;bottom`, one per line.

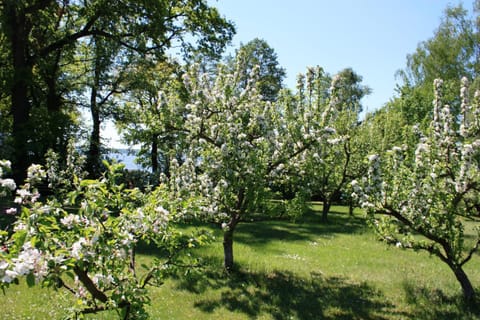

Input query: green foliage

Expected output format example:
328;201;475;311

230;38;286;102
354;78;480;301
396;3;479;126
117;59;188;176
0;0;235;181
283;190;311;222
0;154;210;319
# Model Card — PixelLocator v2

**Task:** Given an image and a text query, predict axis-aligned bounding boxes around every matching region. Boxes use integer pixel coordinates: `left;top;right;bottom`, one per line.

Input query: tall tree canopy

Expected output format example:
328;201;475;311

0;0;234;182
229;38;286;102
395;2;479;126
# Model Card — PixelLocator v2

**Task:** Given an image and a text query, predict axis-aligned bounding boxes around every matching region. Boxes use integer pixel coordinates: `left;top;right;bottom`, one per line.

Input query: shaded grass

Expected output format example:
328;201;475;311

1;204;480;319
174;265;396;320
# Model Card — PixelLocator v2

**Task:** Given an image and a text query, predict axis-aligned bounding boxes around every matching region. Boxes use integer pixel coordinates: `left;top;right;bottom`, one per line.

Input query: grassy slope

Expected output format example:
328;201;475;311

2;205;480;319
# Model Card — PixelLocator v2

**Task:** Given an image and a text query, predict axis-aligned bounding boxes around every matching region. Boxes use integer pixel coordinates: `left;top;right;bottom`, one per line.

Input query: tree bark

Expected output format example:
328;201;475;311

151;135;159;174
87;81;101;177
223;227;235;271
6;4;32;184
348;199;354;216
86;37;102;177
73;266;108;303
322;199;330;222
452;265;476;303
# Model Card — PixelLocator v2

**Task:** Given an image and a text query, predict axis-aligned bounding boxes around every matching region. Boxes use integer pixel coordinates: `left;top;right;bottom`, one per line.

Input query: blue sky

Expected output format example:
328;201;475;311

209;0;470;113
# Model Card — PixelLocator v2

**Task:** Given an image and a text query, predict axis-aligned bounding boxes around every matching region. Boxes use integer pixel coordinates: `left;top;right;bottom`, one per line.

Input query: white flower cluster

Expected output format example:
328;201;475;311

0;160;16;198
0;242;47;284
27;164;46;185
71;237;90;260
60;213;86;229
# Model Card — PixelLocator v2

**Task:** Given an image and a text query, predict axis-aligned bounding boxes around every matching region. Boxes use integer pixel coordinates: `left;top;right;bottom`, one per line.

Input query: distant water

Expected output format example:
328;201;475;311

108;149;145;171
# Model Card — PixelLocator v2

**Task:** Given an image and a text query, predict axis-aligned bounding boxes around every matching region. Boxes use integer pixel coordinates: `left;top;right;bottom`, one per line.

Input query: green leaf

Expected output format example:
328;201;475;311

13;230;27;248
65;271;75;280
26;273;35;287
79;179;98;187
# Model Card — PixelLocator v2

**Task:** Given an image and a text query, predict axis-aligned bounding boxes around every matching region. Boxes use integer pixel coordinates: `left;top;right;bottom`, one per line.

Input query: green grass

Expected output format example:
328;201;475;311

2;204;480;319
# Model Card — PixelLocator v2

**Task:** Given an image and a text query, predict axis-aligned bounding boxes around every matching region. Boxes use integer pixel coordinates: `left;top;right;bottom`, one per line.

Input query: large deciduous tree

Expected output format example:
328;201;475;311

228;38;286;102
395;2;479;126
0;0;234;182
117;59;188;177
353;78;480;302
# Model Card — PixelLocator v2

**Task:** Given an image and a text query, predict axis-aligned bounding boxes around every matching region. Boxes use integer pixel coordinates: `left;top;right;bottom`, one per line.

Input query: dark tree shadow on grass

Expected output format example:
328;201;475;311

234;212;369;247
402;281;480;320
175;262;400;320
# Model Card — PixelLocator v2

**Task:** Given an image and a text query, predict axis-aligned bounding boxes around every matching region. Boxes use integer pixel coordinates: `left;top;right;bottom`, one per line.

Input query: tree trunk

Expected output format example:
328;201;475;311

6;5;31;184
348;200;354;216
87;84;101;177
151;135;159;174
223;227;235;271
87;39;102;177
452;265;475;303
322;199;330;222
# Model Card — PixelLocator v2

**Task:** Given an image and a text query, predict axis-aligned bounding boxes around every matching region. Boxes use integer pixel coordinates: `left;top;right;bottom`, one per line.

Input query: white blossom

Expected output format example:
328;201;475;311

60;214;81;229
0;178;16;191
71;237;88;260
5;207;17;215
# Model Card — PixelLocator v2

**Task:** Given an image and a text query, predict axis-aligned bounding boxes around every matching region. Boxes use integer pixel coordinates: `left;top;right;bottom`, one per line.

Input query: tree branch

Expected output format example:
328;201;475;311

73;265;108;303
376;205;452;262
460;238;480;267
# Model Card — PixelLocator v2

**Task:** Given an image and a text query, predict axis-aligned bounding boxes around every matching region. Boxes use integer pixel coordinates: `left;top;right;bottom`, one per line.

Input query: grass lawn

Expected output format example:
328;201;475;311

2;204;480;319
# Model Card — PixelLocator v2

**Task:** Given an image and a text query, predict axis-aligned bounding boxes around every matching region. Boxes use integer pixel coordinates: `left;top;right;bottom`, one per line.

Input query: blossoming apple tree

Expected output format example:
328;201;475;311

169;54;332;271
294;67;370;221
0;158;208;319
352;78;480;302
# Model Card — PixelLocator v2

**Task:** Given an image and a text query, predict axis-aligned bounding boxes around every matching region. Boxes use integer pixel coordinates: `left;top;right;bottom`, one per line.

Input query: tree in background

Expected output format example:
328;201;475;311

293;67;370;221
361;1;479;191
0;0;234;182
117;59;188;177
81;33;126;177
354;78;480;302
228;38;286;102
395;2;479;127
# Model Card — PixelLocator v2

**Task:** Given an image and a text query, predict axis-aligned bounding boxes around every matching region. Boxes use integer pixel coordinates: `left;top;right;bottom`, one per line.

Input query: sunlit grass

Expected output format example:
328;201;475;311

2;204;480;319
